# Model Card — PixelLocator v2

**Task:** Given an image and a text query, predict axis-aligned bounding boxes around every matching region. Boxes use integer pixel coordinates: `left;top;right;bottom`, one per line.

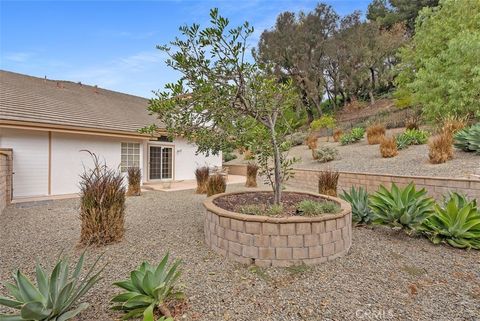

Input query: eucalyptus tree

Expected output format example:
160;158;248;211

145;9;298;204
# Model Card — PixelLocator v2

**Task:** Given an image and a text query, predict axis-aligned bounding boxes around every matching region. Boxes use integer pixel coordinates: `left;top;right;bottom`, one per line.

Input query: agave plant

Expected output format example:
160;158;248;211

454;123;480;153
340;186;374;225
369;182;435;232
421;193;480;250
0;252;104;321
111;253;183;321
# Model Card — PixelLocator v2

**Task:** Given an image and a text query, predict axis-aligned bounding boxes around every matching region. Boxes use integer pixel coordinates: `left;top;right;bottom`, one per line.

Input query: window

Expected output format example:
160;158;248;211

121;142;140;172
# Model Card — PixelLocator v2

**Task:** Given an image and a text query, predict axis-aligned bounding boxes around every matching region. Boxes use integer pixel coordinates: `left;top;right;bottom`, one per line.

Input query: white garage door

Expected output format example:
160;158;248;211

0;128;49;197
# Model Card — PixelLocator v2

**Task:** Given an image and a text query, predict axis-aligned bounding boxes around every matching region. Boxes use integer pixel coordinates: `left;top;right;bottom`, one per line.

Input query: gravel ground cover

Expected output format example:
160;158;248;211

1;185;479;321
227;128;480;178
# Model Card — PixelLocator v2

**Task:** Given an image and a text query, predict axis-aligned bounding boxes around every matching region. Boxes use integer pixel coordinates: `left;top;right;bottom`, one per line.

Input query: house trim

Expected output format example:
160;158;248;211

0;119;164;139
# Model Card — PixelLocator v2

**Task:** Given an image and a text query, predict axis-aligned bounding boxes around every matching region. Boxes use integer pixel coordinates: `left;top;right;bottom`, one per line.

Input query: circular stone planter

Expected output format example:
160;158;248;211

203;191;352;267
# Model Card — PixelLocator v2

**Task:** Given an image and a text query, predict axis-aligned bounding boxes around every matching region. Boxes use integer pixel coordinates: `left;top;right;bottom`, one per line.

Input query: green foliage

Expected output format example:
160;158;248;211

310;115;336;131
223;152;237;162
369;183;435;232
454;123;480;154
112;253;183;321
0;252;104;321
286;132;307;146
147;8;298;204
422;193;480;250
340;186;374;225
314;146;338;163
395;129;429;149
396;0;480;119
239;204;284;217
367;0;439;32
340;127;365;145
296;200;340;217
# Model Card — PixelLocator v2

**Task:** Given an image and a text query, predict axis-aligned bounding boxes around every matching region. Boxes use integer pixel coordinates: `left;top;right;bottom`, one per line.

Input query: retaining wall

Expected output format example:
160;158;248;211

224;164;480;200
204;191;352;267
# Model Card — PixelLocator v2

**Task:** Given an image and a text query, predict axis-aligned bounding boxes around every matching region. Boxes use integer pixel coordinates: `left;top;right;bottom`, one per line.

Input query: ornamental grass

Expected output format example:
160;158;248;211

245;163;259;188
195;166;209;194
79;151;125;246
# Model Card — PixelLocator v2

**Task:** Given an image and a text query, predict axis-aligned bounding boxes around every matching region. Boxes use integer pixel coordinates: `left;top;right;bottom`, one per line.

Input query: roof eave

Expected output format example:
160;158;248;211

0;119;166;139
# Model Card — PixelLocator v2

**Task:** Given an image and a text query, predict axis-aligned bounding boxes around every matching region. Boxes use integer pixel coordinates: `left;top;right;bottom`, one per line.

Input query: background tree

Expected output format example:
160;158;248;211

255;3;339;124
367;0;439;33
146;9;298;204
395;0;480;120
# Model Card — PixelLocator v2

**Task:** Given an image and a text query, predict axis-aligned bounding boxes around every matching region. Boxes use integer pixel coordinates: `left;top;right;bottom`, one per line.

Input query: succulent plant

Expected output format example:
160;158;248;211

111;253;183;321
421;193;480;249
369;183;435;232
454;123;480;153
0;252;104;321
340;186;374;225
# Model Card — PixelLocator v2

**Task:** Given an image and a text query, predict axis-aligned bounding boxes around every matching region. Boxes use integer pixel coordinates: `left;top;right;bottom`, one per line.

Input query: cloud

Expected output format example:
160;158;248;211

64;50;171;97
3;52;34;62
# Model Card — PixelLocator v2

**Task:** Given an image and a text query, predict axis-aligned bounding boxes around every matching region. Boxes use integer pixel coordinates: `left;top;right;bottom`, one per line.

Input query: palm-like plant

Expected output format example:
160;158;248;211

0;252;104;321
111;253;183;321
422;193;480;250
340;186;374;225
369;182;435;232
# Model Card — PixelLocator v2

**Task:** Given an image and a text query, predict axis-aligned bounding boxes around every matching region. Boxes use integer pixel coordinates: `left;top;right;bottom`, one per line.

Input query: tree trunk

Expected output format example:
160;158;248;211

369;67;376;105
269;125;282;205
301;89;315;124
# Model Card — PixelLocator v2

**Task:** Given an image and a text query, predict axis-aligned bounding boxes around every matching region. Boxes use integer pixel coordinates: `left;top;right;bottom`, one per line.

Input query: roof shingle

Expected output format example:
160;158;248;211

0;70;164;134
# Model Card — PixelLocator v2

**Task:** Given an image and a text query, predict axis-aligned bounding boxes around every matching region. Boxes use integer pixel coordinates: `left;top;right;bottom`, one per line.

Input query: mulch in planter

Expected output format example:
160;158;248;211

213;191;330;217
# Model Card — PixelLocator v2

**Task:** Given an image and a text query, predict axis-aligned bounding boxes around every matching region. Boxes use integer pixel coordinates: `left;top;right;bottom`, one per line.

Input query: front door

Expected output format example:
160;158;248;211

149;146;173;180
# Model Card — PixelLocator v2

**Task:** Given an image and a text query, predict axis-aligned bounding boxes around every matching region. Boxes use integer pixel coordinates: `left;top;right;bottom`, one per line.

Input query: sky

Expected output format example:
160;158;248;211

0;0;370;98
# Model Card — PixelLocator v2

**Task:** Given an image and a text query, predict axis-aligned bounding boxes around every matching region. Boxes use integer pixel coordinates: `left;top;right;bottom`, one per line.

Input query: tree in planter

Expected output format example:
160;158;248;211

145;9;298;205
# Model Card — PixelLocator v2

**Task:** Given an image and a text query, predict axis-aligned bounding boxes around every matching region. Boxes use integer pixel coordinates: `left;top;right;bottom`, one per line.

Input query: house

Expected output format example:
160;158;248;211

0;70;222;199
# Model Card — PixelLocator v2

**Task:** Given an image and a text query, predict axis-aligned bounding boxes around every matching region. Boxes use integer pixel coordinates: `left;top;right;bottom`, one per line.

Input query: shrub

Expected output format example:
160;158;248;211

239;204;283;216
366;124;386;145
206;174;226;196
454;123;480;154
246;163;258;188
79;152;125;246
314;146;338;163
379;136;398;158
126;167;141;196
287;132;307;146
112;253;183;320
340;127;365;145
351;127;365;140
340;186;374;225
369;183;435;232
296;200;340;216
0;252;103;321
395;129;429;149
428;133;453;164
306;133;318;150
194;167;209;194
310;115;336;131
223;152;237;162
310;115;336;140
318;170;339;197
421;193;480;250
333;128;343;142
